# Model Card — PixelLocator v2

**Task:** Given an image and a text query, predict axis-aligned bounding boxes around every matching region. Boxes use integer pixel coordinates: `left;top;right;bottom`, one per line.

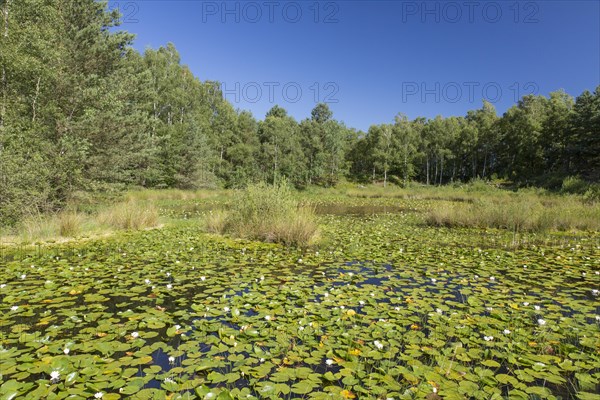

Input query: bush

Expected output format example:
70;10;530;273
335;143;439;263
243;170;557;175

215;180;319;246
561;176;589;194
99;201;159;230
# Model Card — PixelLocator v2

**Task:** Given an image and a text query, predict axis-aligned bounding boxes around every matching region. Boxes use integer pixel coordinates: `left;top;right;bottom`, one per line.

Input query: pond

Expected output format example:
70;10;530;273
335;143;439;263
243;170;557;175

1;213;599;399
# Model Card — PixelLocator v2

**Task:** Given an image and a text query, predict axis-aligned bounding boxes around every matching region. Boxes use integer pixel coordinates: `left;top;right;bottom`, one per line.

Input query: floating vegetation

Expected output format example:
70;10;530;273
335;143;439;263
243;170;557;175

1;208;599;399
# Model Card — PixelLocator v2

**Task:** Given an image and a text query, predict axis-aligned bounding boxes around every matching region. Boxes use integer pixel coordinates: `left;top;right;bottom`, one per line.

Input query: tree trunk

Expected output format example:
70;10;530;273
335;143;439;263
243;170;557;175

384;168;387;187
439;157;443;185
32;76;41;122
426;157;430;185
1;0;9;127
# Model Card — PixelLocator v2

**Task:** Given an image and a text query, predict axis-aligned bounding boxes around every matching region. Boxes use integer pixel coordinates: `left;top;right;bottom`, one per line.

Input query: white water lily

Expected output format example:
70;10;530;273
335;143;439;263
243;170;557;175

166;284;173;289
0;284;6;289
200;276;206;281
436;308;443;314
523;302;529;306
359;300;365;306
483;336;494;341
144;279;151;284
503;329;511;334
592;289;599;296
297;258;302;263
131;332;139;338
10;306;18;311
325;359;334;366
431;278;437;283
168;356;175;364
538;319;546;326
534;305;541;311
174;325;181;330
94;393;103;399
63;348;70;355
490;276;496;281
20;274;26;280
265;315;271;321
224;307;230;312
374;340;384;350
50;370;60;381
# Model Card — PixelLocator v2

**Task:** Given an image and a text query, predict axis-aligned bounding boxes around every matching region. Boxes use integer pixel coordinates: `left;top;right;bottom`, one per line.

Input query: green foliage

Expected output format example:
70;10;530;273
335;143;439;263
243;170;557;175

561;176;589;194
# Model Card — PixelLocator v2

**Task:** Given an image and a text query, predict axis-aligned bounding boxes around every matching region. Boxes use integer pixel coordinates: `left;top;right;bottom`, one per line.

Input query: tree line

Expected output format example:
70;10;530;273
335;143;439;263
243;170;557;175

1;0;599;226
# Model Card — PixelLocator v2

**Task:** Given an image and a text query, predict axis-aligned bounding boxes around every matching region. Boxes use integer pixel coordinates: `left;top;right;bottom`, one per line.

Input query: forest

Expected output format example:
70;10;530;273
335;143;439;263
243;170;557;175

1;0;599;227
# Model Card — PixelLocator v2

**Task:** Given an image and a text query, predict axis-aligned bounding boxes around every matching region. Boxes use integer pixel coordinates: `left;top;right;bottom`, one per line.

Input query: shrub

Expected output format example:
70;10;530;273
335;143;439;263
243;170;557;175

218;180;319;246
561;176;589;194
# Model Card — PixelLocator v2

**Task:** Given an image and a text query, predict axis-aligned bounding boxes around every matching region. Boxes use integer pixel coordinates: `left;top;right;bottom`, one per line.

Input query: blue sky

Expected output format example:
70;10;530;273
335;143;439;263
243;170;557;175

108;0;600;131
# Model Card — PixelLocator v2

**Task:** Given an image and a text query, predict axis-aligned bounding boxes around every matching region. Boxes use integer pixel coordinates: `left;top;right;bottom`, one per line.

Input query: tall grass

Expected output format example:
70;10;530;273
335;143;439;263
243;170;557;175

426;196;600;232
207;180;319;246
98;200;159;230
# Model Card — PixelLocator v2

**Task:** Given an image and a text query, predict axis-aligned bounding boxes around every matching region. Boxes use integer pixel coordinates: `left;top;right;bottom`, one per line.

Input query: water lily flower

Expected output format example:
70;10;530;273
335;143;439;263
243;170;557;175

63;348;70;355
325;359;334;366
0;284;6;289
166;284;172;289
144;279;151;284
490;276;496;281
50;370;60;381
174;325;181;330
538;319;546;326
523;302;530;306
483;336;494;341
94;393;103;399
582;272;586;277
168;356;175;364
201;276;206;281
298;258;302;263
503;329;511;334
259;275;264;281
592;289;599;296
265;315;271;321
164;377;174;383
534;305;541;311
131;332;139;338
260;358;265;362
323;293;329;298
436;308;443;314
394;306;400;311
374;340;384;350
359;301;365;306
298;326;304;331
431;278;437;283
20;274;26;280
595;315;600;321
224;307;230;312
10;306;18;311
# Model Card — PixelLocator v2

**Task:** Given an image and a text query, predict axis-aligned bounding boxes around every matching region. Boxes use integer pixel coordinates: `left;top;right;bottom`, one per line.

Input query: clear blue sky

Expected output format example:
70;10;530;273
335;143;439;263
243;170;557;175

108;0;600;132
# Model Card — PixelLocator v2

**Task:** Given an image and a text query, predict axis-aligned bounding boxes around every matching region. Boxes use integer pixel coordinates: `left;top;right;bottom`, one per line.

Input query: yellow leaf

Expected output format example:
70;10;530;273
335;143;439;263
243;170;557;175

340;389;356;399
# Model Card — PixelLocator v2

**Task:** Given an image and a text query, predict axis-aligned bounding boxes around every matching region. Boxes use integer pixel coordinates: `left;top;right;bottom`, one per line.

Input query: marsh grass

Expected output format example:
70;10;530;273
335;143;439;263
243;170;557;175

209;181;319;246
98;200;159;230
426;196;600;232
